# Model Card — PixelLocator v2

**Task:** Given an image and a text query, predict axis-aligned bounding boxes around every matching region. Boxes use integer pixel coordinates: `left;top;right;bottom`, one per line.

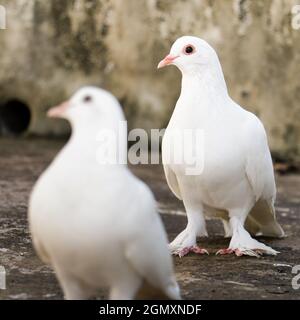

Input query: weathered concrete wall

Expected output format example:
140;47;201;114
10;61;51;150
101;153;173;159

0;0;299;161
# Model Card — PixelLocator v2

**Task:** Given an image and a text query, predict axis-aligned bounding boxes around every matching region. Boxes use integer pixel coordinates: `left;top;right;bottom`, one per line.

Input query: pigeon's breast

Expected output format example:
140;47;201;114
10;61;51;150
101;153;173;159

29;162;137;286
163;114;253;210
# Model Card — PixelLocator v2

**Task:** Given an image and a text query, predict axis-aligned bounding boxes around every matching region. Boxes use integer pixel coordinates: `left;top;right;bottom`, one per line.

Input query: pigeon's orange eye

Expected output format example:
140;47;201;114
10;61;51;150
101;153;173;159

83;95;92;103
183;45;195;55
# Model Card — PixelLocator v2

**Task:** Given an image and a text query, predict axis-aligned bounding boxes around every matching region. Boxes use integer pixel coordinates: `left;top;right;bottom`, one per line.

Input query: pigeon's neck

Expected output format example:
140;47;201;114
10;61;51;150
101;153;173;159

67;119;128;166
180;62;229;105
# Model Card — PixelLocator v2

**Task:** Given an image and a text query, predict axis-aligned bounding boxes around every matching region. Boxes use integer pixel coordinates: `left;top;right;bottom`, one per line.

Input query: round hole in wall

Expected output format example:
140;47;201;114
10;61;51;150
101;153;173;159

0;99;31;135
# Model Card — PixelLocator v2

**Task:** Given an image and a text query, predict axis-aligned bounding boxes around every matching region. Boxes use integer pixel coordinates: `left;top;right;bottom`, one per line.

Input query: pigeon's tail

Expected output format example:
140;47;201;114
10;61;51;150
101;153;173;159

259;221;285;238
245;199;285;238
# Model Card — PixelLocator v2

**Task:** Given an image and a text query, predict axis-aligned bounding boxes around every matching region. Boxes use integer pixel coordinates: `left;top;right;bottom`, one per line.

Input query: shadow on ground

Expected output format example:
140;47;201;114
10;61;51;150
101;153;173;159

0;138;299;299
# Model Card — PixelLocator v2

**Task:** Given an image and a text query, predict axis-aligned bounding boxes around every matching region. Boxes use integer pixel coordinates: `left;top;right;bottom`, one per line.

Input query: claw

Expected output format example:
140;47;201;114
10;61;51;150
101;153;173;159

216;248;233;255
216;248;266;257
178;246;192;258
175;245;209;258
234;249;244;257
191;246;209;255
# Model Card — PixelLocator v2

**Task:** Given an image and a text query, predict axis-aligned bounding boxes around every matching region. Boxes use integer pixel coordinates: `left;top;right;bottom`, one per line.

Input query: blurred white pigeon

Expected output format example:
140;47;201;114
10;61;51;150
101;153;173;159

28;87;180;300
158;36;284;258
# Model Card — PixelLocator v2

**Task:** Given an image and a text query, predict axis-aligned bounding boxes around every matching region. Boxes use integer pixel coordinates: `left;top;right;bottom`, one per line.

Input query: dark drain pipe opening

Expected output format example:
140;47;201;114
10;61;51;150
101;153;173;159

0;99;31;135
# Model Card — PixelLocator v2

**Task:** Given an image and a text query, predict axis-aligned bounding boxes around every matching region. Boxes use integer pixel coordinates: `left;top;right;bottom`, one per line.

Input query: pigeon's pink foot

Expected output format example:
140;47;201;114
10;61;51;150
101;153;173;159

216;248;234;255
216;248;245;256
178;246;209;258
216;248;264;257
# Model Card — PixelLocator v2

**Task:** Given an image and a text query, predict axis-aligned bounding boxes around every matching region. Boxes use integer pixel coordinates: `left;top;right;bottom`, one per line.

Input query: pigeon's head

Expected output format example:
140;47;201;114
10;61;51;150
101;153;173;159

157;36;219;74
47;86;124;126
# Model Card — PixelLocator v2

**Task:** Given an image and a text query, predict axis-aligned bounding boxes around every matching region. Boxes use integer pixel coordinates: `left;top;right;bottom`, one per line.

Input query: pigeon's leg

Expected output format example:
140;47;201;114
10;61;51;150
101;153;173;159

217;204;278;257
222;219;232;238
169;197;208;257
54;268;93;300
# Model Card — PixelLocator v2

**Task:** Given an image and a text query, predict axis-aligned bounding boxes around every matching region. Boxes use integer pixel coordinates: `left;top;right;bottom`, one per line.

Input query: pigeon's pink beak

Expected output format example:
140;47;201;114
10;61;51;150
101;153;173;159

157;54;179;69
47;101;69;118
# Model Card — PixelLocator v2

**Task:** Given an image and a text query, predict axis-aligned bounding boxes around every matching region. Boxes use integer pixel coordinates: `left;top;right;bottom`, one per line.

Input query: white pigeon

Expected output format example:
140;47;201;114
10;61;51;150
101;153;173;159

158;36;284;258
28;86;180;300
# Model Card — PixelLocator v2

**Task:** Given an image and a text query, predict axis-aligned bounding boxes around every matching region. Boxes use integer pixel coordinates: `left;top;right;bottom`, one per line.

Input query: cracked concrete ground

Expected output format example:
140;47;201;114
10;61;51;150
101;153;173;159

0;138;299;300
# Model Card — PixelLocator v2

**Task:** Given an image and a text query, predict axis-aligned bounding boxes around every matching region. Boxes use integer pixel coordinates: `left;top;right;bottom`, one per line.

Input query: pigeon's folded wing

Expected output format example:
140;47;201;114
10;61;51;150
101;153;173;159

244;113;284;237
244;113;275;201
124;182;180;299
124;227;180;299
